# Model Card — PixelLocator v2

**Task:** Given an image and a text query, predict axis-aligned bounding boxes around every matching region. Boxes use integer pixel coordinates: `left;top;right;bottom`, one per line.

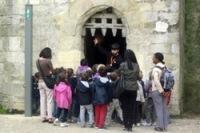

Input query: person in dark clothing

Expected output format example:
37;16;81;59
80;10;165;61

32;72;40;115
77;72;94;127
119;49;140;132
66;68;79;123
94;36;123;71
105;71;123;126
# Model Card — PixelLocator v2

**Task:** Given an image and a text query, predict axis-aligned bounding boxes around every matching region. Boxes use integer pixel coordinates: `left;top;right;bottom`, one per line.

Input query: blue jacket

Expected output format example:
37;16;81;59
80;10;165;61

92;77;112;105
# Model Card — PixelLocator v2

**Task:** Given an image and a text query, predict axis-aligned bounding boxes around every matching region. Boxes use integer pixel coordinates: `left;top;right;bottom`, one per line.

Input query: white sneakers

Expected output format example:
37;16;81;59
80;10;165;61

53;119;69;127
60;123;69;127
53;119;60;126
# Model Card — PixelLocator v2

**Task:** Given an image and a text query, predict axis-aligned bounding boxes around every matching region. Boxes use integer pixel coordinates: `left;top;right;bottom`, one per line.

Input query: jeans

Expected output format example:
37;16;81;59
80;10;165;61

105;99;123;126
56;108;68;123
72;97;80;119
144;97;156;124
80;104;94;127
52;100;57;118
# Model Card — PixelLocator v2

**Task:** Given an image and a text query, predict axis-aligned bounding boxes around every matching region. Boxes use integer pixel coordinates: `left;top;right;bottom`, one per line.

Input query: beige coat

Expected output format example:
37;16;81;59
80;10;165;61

151;62;165;93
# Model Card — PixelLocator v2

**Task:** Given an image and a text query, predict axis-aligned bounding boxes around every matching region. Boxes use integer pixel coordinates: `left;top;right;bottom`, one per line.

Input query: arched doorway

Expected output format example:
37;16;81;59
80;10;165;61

82;7;127;67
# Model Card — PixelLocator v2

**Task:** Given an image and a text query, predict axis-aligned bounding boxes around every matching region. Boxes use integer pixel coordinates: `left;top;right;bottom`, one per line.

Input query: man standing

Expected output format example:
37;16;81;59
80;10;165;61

94;36;123;71
108;43;123;71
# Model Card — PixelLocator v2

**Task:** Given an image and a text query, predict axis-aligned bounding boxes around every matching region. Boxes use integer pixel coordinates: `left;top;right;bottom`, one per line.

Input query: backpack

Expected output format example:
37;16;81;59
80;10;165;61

155;66;175;91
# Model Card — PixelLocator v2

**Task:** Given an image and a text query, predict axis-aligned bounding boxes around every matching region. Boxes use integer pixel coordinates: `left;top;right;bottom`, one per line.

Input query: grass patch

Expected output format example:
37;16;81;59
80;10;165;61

0;105;7;114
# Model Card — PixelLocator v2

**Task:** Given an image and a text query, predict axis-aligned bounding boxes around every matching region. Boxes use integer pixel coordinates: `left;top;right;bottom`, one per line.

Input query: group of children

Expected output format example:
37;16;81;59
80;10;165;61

33;59;157;129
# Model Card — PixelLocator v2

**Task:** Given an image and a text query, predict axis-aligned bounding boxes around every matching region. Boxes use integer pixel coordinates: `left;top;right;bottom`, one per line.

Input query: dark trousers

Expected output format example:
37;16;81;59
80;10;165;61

120;90;137;129
144;97;156;124
53;101;57;118
56;108;68;122
135;101;143;124
72;97;80;118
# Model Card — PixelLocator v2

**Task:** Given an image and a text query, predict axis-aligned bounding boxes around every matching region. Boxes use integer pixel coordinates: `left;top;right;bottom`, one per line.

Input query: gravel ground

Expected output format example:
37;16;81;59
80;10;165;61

0;115;200;133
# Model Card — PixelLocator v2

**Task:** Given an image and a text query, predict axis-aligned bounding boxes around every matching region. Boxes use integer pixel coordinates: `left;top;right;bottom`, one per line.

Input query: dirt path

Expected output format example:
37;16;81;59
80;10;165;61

0;115;200;133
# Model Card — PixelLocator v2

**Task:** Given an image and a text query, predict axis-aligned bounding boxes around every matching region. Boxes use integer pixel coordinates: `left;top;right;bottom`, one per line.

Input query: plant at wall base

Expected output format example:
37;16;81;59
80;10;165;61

0;105;7;114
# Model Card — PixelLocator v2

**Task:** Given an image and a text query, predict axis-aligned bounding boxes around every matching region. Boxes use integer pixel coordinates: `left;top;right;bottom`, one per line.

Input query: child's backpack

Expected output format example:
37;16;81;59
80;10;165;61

155;66;175;91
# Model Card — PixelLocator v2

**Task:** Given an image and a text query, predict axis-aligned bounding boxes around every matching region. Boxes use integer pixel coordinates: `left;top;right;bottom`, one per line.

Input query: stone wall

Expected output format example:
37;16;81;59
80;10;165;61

0;0;25;110
0;0;183;115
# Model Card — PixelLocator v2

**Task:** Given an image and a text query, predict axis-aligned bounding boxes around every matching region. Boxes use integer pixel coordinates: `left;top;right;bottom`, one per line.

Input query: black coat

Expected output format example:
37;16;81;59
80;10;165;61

96;45;123;71
77;81;92;105
68;77;78;98
107;54;123;72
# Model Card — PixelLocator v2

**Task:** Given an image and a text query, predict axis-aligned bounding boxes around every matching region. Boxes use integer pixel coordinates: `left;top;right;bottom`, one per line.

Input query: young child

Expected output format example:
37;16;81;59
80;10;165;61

53;71;72;127
32;72;40;115
92;64;99;79
76;59;90;78
105;71;123;127
66;68;78;123
52;67;66;119
143;73;156;126
77;72;94;128
92;65;112;129
135;71;145;127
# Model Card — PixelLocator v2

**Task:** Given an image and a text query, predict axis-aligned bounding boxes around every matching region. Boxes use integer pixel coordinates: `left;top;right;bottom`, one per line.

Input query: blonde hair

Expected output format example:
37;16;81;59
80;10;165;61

97;64;105;72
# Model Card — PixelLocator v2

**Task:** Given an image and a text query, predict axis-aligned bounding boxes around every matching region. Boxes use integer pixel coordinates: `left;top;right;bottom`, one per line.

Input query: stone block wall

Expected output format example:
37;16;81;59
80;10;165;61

0;0;184;115
0;0;25;110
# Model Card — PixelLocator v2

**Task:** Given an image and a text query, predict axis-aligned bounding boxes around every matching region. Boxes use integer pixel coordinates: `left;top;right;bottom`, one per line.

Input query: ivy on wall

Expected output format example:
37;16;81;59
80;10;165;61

184;0;200;113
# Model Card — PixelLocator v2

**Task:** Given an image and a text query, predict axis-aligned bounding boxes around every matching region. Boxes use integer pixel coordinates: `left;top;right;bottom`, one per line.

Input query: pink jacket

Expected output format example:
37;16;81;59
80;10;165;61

53;82;72;109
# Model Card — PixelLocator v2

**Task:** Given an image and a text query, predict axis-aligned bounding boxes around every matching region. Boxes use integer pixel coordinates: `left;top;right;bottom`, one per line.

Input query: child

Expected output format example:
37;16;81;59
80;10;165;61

86;68;93;83
135;80;145;126
32;72;40;115
53;71;72;127
52;67;66;119
76;59;90;78
77;72;94;128
92;65;112;129
66;68;78;123
135;71;145;126
92;64;99;79
105;71;123;127
143;73;156;126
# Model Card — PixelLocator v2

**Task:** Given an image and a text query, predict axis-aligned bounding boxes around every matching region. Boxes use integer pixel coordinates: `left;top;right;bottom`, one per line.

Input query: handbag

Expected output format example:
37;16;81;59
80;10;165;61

113;65;125;98
37;60;56;89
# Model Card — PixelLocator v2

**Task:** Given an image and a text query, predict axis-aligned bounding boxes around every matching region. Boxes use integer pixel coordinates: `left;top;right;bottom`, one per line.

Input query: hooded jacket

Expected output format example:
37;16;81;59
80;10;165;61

92;77;112;105
77;81;92;105
53;82;72;109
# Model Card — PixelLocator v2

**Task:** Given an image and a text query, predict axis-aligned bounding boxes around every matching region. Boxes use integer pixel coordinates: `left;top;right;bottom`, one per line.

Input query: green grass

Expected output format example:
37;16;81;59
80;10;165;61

0;105;7;114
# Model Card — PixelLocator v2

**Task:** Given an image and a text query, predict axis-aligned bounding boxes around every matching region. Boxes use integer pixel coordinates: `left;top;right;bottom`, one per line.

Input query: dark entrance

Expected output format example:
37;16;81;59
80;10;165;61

84;28;126;67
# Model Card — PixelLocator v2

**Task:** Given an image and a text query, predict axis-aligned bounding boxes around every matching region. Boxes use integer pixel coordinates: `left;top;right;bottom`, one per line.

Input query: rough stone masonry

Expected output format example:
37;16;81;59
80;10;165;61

0;0;183;115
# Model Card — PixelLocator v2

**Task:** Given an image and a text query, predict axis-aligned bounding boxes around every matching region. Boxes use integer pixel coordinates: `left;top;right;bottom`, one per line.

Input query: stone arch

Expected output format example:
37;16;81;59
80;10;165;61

73;5;130;37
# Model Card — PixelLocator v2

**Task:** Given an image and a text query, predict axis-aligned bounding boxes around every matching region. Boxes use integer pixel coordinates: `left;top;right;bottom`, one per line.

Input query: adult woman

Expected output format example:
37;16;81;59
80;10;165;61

36;47;54;123
151;52;169;132
119;49;140;132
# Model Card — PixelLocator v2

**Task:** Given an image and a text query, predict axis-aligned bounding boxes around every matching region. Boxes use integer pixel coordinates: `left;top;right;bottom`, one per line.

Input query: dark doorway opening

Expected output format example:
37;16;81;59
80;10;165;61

84;28;126;67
